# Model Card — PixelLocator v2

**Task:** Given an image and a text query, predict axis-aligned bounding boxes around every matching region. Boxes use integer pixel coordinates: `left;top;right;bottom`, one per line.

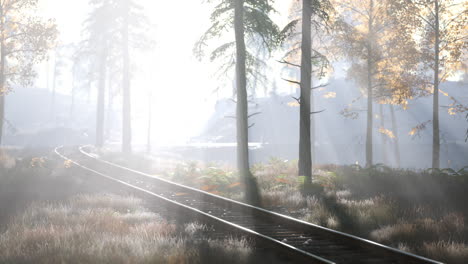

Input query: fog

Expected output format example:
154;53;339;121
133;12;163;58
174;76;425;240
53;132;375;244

1;1;468;263
1;0;465;170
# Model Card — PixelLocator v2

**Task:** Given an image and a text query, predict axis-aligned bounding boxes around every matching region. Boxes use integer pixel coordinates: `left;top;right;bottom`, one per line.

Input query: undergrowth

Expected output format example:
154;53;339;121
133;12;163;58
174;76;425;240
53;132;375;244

149;156;468;264
0;194;257;264
0;150;289;263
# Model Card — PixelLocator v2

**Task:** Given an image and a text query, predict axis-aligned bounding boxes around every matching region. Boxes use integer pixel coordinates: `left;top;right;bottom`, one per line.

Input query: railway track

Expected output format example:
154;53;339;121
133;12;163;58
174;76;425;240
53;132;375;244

55;145;444;264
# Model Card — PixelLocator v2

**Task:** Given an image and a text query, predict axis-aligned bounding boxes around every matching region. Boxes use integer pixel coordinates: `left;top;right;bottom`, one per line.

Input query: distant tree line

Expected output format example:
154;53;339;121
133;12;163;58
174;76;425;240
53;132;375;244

196;0;467;201
0;0;466;205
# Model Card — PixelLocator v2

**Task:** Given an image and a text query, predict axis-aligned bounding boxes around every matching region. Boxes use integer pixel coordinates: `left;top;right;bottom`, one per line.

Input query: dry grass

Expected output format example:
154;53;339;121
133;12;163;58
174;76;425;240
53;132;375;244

0;194;255;264
0;149;16;169
101;154;468;264
261;187;305;209
0;153;91;229
370;213;466;245
423;241;468;264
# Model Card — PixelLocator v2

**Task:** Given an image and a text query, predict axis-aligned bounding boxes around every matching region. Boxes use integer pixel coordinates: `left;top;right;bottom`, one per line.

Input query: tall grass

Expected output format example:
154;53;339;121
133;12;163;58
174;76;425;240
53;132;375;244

0;150;90;228
0;194;256;264
147;157;468;264
60;150;468;263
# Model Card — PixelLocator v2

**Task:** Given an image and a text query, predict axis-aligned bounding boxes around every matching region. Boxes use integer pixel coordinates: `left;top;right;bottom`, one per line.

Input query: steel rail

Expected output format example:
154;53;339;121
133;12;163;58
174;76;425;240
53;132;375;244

57;145;444;264
55;146;334;264
79;145;444;264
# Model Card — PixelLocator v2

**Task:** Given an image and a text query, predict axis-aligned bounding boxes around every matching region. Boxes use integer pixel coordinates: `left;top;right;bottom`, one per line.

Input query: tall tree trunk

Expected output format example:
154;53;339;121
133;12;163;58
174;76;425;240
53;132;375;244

366;69;373;168
390;104;401;168
365;0;374;168
105;72;113;140
0;94;3;146
51;56;57;122
0;39;5;145
379;104;388;164
87;79;92;105
147;91;152;154
70;67;75;120
96;47;107;148
299;0;312;187
122;0;132;154
0;10;6;146
432;0;440;169
234;0;260;205
310;36;316;165
311;77;316;165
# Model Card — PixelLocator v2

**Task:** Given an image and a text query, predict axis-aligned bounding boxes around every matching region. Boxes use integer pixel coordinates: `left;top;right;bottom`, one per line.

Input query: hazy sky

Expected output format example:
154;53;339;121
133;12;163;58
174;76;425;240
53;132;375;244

34;1;294;146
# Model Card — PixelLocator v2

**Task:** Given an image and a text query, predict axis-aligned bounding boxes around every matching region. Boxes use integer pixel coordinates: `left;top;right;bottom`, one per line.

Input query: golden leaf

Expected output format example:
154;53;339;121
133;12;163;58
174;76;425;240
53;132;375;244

287;101;300;107
323;92;337;99
379;127;396;139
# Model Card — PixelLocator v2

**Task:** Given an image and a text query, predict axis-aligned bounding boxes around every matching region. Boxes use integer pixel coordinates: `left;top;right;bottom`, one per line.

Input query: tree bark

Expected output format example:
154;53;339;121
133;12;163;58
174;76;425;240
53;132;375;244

365;0;374;168
299;0;312;186
51;55;57;122
390;104;401;168
0;59;4;145
234;0;260;205
0;12;6;146
432;0;440;169
96;46;107;148
147;91;152;154
104;69;113;139
105;70;113;140
311;77;316;165
122;0;132;154
0;93;3;146
70;66;76;120
379;104;388;164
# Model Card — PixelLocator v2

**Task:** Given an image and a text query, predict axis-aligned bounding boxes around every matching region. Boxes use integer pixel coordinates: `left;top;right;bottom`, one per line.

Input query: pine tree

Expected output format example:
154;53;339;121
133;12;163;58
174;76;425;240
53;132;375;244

83;0;116;148
82;0;152;151
281;0;331;189
195;0;284;205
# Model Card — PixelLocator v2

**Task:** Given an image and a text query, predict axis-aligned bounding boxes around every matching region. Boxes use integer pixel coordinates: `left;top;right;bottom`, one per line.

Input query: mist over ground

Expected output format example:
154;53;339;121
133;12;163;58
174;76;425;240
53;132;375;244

4;78;466;169
0;1;468;264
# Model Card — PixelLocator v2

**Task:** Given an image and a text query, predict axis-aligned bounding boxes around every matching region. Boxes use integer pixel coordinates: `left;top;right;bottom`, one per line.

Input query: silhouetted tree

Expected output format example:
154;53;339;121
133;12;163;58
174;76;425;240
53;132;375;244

83;0;115;148
195;0;284;205
82;0;152;150
116;0;152;153
282;0;331;189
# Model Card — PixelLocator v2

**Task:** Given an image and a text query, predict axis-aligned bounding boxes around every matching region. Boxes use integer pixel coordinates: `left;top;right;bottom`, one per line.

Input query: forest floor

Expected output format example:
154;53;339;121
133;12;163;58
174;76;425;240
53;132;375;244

0;149;289;264
104;152;468;264
2;147;466;263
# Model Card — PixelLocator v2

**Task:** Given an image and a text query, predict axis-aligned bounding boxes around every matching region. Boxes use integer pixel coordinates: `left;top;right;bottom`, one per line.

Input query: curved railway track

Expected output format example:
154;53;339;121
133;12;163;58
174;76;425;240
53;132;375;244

55;145;444;264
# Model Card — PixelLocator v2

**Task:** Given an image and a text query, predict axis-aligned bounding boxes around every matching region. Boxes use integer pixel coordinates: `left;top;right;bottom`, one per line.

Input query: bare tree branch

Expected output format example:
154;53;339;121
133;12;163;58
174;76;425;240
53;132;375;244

248;112;261;118
311;110;325;115
277;59;301;68
281;77;300;86
312;83;329;90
